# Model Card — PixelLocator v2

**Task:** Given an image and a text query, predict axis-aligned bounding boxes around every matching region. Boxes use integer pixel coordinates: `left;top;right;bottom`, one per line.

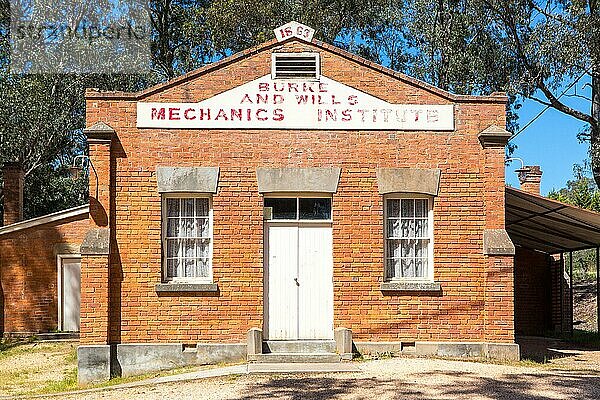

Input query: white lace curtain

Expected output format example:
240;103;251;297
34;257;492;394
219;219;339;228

386;198;430;278
165;198;210;279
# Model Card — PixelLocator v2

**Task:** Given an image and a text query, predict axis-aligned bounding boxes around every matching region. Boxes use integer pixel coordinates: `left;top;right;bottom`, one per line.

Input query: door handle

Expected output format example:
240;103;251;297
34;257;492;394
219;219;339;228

294;278;299;286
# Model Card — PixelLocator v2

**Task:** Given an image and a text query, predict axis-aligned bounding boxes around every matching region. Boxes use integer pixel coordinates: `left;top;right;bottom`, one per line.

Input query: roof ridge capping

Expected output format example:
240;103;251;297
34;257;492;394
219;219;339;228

85;21;510;103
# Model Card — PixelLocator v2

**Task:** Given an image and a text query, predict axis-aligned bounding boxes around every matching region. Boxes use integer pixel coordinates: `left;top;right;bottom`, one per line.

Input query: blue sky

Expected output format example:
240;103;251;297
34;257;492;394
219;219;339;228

505;77;591;195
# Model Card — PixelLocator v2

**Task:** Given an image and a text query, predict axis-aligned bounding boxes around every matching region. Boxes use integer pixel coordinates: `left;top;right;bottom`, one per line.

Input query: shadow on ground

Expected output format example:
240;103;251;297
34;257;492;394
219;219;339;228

236;371;600;400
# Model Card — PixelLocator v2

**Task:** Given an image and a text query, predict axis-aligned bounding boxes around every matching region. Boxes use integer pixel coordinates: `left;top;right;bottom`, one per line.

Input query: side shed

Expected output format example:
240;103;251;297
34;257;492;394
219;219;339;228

507;184;600;336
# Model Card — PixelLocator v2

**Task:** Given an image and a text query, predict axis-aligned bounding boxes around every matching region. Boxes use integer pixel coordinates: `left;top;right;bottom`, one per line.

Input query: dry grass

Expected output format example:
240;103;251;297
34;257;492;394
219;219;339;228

0;341;78;396
0;340;229;397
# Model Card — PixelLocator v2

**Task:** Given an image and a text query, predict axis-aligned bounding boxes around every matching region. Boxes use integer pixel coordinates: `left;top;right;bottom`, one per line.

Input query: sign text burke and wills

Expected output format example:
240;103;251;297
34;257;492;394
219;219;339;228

137;76;454;131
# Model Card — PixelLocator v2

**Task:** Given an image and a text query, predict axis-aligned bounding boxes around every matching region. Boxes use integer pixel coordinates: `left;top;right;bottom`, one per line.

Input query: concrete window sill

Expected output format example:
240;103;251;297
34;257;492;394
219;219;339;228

380;281;441;293
155;283;218;292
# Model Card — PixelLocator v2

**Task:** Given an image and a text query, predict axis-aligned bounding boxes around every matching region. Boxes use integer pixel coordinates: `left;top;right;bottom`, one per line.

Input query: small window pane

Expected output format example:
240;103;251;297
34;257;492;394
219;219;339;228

198;239;210;258
196;198;209;216
387;199;401;217
197;259;210;277
182;238;195;257
401;239;415;258
181;199;195;217
401;219;414;237
184;258;196;277
264;198;297;219
167;239;179;257
401;199;414;217
386;239;401;258
415;199;428;217
196;218;209;237
387;219;401;238
414;218;428;237
387;258;400;279
401;258;415;277
167;199;180;217
167;258;178;278
415;239;428;258
167;218;179;237
181;218;195;237
415;258;427;277
299;198;331;220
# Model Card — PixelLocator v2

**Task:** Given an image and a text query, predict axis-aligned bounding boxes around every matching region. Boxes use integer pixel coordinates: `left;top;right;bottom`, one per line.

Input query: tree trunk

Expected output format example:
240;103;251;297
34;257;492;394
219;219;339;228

591;1;600;187
591;68;600;187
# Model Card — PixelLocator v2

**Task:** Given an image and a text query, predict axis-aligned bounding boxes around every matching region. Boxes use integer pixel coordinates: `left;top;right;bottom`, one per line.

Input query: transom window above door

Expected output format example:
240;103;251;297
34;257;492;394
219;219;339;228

264;197;332;221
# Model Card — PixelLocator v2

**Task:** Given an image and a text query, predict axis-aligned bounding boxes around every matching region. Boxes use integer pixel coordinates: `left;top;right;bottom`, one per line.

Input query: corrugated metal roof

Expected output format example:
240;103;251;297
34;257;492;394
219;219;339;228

506;187;600;254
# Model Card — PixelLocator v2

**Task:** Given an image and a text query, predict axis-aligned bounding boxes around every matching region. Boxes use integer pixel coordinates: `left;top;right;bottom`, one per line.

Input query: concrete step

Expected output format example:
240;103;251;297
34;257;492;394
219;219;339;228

262;340;336;354
249;352;341;363
248;362;361;373
36;332;80;341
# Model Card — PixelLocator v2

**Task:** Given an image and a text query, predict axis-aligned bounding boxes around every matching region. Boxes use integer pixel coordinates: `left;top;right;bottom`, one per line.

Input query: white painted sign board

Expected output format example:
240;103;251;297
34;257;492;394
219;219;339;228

274;21;315;42
137;75;454;131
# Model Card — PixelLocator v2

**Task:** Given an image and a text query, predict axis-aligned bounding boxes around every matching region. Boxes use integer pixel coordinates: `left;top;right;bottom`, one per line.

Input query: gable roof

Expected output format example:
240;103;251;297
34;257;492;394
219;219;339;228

0;204;89;237
86;36;508;104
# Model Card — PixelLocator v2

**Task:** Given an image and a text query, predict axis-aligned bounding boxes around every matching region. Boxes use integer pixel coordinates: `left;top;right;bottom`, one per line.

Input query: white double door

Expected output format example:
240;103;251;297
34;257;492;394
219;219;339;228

265;222;334;340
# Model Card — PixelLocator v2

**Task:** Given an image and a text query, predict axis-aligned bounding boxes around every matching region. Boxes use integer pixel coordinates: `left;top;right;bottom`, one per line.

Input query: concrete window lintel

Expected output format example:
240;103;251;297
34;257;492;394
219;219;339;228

380;281;442;293
156;167;219;193
155;283;219;292
376;168;441;196
256;167;341;193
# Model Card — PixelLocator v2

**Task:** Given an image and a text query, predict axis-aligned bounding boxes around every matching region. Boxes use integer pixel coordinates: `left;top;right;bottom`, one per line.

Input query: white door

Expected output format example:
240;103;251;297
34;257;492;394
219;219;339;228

61;258;81;332
264;194;334;341
297;224;334;339
265;224;299;340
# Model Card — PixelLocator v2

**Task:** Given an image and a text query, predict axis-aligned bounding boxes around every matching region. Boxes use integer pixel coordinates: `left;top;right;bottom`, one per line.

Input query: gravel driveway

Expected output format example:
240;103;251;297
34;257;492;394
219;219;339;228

37;355;600;400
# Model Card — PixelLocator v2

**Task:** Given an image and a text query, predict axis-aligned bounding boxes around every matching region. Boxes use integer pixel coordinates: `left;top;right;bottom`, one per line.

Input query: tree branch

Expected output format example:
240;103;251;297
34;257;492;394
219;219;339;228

526;95;552;107
564;93;592;101
531;4;577;27
483;0;595;126
536;80;595;124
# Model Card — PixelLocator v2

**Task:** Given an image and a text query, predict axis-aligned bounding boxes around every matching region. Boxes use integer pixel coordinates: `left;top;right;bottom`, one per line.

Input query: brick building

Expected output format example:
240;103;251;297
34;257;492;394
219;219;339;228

2;22;599;384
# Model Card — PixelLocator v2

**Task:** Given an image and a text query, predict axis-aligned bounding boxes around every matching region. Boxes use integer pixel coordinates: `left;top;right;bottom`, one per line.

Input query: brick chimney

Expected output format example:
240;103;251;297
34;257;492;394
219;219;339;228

2;162;24;226
517;165;543;195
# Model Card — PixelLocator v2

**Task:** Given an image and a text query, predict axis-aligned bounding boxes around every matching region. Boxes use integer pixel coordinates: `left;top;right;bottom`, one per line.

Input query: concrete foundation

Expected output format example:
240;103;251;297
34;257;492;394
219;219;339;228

355;341;519;361
77;340;519;383
78;345;111;384
116;343;190;377
196;343;246;364
354;341;404;356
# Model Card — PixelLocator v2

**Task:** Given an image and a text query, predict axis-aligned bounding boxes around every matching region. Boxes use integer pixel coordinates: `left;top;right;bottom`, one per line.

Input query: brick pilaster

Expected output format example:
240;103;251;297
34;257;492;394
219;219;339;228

479;125;516;343
79;122;114;345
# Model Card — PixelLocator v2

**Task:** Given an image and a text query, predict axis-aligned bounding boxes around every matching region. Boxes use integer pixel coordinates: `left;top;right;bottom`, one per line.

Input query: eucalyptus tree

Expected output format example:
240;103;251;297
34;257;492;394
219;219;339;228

479;0;600;185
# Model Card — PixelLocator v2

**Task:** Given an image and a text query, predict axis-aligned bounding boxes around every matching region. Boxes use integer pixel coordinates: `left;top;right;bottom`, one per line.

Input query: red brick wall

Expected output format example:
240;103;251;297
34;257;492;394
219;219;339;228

514;247;552;336
1;164;24;226
0;215;88;335
84;39;513;344
550;255;572;334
